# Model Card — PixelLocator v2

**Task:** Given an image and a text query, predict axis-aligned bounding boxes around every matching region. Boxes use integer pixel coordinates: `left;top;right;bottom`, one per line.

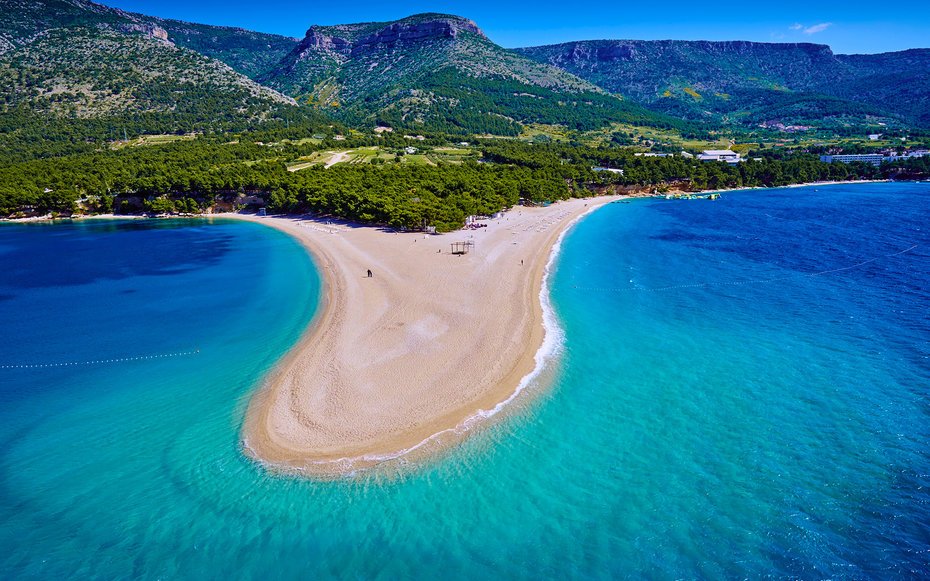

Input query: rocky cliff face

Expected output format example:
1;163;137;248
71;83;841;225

517;39;930;127
516;39;848;99
351;18;481;51
295;15;483;61
299;27;352;55
256;12;622;134
115;22;169;41
526;40;837;68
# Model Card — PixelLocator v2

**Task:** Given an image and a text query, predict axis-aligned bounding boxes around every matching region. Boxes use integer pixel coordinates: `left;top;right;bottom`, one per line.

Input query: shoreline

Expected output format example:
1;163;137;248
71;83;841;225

696;178;891;196
230;179;900;477
0;178;907;225
1;180;911;477
234;197;617;477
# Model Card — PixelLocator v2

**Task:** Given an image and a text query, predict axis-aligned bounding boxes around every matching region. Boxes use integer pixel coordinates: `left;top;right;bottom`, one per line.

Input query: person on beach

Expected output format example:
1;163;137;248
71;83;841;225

367;269;372;278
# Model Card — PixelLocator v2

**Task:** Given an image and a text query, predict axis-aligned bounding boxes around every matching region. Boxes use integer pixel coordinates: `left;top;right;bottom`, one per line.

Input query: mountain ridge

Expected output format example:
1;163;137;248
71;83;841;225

261;12;604;96
255;12;683;135
0;0;298;119
516;39;930;127
0;0;333;160
0;0;302;78
1;0;927;143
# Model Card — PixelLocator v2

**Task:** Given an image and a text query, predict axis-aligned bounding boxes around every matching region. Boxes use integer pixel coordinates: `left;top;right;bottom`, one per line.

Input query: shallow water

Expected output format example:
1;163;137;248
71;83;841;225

1;183;928;578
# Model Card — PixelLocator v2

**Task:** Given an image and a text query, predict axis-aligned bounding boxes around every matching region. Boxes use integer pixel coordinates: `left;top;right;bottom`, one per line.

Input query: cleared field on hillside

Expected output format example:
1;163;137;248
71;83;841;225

287;146;476;170
111;134;197;149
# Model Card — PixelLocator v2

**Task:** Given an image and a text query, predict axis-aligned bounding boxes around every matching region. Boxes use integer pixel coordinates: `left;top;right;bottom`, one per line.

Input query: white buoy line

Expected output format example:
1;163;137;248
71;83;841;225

0;349;200;370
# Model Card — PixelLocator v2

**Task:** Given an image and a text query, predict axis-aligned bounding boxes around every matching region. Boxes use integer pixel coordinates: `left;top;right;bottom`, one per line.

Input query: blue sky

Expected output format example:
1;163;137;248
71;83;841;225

102;0;928;54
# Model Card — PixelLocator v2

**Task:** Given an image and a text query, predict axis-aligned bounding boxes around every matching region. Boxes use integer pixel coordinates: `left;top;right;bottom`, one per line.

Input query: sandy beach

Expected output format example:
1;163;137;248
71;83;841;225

237;196;616;476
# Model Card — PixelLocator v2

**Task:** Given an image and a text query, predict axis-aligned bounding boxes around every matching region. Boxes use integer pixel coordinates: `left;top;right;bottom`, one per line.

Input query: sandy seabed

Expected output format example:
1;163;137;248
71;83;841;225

235;196;616;477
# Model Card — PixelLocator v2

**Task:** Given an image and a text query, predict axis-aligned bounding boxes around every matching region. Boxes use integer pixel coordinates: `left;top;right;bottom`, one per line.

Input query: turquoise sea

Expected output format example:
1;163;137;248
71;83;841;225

1;182;928;578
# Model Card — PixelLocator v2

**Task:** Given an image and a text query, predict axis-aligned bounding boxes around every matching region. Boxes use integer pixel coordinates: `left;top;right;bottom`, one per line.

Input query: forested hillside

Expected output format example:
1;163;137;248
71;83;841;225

258;13;687;135
0;0;299;78
0;0;333;159
151;21;298;79
4;1;925;147
517;40;930;128
0;27;293;118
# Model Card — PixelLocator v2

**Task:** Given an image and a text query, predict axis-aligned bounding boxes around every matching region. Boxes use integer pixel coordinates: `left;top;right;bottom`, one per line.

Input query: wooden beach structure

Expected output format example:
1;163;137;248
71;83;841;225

450;241;474;255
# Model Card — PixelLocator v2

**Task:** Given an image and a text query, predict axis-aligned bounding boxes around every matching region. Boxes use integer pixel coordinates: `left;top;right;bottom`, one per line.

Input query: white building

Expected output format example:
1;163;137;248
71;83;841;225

820;154;885;166
882;150;930;162
592;166;624;175
698;150;743;164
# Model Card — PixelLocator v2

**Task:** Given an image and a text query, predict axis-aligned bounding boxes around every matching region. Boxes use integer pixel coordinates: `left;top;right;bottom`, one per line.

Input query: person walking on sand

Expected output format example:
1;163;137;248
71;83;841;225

367;269;372;278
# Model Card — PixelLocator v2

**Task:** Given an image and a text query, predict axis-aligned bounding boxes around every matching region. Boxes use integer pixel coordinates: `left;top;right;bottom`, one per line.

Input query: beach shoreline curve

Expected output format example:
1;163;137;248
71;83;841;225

234;196;617;477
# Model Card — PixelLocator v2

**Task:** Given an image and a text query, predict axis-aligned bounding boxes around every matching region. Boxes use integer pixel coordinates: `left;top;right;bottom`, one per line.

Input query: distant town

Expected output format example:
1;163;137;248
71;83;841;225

599;147;930;169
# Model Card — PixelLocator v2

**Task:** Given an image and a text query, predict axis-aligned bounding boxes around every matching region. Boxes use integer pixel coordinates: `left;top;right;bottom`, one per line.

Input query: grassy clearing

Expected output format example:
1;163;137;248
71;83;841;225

433;147;471;155
428;147;477;165
278;137;323;146
582;123;744;152
519;123;573;142
286;150;333;171
286;160;319;171
520;122;741;151
286;146;460;170
111;133;196;149
404;154;436;166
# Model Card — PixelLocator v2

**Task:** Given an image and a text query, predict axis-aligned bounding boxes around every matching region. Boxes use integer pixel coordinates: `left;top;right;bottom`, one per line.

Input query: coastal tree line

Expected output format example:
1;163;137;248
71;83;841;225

1;137;924;230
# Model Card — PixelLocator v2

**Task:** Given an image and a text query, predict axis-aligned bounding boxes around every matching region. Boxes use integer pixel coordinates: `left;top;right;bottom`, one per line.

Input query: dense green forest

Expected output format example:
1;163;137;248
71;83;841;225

389;69;700;135
0;107;338;161
3;135;924;230
479;141;899;190
0;138;570;230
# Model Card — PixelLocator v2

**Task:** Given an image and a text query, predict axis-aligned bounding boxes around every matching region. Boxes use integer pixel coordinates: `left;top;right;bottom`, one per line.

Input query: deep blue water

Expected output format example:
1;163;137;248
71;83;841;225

548;182;930;577
0;183;928;578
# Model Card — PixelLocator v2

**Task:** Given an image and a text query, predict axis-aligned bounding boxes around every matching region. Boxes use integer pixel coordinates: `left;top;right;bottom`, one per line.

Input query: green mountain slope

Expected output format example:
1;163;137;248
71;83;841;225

831;50;930;127
152;20;298;79
5;1;923;142
0;0;330;159
516;40;930;128
258;14;686;135
0;26;294;119
0;0;299;119
0;0;299;78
